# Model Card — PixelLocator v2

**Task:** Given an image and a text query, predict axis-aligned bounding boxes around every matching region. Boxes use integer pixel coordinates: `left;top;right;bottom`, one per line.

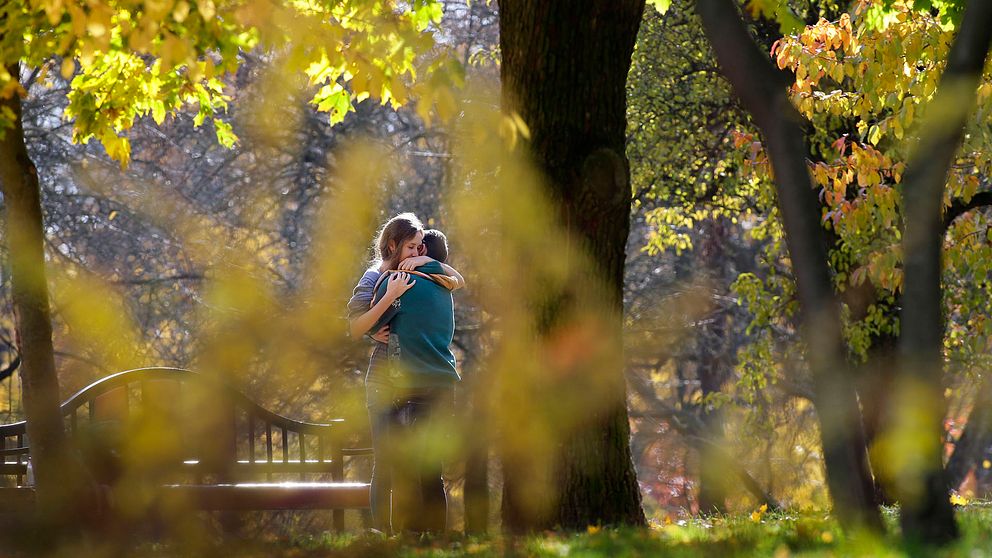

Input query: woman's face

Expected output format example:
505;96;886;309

395;231;424;263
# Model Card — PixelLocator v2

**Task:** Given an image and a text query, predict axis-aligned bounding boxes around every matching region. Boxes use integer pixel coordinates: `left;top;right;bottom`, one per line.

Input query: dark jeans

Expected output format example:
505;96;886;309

366;382;452;534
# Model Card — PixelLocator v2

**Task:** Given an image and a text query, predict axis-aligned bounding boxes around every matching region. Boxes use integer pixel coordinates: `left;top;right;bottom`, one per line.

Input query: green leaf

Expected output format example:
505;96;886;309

151;100;166;125
867;124;881;146
213;118;237;148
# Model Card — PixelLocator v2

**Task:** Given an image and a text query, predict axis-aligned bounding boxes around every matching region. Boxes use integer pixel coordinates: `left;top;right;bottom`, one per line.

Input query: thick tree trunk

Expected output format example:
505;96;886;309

0;63;76;521
499;0;646;530
896;0;992;544
694;0;882;531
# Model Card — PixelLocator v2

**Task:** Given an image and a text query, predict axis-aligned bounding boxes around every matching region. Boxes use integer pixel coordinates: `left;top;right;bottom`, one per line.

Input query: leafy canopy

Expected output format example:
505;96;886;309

1;0;462;166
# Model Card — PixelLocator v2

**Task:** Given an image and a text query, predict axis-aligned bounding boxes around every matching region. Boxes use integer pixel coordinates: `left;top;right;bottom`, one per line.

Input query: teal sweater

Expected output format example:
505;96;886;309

371;261;459;387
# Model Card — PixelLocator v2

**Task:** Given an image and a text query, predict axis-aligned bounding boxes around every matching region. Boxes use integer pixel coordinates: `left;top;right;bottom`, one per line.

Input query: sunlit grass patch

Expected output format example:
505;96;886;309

28;506;992;558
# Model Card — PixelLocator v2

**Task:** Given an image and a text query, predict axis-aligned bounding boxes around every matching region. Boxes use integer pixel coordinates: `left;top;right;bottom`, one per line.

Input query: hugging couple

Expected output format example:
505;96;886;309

346;212;464;535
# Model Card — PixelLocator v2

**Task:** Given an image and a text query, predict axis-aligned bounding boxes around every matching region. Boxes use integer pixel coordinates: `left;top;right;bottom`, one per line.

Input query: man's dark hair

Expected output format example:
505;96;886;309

422;229;448;263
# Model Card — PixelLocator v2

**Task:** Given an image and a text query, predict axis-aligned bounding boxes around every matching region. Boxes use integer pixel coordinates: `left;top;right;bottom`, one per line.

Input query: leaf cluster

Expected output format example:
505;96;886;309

2;0;462;165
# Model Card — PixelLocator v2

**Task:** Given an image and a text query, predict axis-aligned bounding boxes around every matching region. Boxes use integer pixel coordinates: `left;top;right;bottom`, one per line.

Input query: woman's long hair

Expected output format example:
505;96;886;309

372;212;423;270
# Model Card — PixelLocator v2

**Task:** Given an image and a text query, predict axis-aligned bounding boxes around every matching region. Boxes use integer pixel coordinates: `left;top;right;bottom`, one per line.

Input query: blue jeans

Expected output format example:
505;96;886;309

366;382;452;533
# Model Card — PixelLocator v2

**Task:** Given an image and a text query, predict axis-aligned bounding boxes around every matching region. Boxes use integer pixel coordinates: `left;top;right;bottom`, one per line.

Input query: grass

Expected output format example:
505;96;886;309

175;504;992;557
16;505;992;557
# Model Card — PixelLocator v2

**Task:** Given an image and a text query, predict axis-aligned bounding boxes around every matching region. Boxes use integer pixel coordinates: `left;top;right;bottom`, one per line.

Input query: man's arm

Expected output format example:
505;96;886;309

438;262;465;290
398;256;466;290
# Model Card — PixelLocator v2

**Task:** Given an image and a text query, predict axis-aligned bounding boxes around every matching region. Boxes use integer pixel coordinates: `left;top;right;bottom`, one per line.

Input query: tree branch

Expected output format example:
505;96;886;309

943;191;992;232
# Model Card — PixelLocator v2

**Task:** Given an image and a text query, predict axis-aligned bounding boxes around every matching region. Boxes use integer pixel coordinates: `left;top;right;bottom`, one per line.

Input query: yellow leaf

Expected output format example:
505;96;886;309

197;0;216;20
750;503;768;523
86;20;107;38
41;0;65;25
173;1;191;22
434;85;458;123
60;57;75;79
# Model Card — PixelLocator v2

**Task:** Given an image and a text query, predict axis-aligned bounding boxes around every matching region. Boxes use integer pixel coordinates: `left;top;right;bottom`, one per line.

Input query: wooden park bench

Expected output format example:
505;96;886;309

0;367;372;530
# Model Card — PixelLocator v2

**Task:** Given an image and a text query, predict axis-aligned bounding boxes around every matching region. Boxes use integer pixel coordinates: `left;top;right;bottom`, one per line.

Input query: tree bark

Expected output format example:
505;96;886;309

696;219;730;513
0;63;76;521
896;0;992;544
499;0;647;530
694;0;882;531
857;331;897;506
460;334;490;534
945;374;992;491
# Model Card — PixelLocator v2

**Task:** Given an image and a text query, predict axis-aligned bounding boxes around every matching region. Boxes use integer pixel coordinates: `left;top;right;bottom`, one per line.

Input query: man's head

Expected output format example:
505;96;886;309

422;229;448;263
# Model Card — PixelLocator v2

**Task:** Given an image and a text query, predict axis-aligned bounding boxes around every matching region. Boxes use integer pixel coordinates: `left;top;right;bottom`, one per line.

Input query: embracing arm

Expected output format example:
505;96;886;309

398;256;466;290
349;296;397;339
439;262;465;290
348;272;415;338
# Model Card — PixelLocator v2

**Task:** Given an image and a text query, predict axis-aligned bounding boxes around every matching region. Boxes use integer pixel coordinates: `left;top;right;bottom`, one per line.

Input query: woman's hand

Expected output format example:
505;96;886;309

384;271;416;300
398;255;432;271
370;326;389;343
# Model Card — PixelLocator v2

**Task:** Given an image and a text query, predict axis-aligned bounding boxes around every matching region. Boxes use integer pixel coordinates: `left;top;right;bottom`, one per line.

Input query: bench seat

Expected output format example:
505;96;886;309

159;482;371;510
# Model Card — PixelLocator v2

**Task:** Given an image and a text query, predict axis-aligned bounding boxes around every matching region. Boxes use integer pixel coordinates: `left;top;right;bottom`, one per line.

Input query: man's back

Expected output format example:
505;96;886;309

372;261;458;387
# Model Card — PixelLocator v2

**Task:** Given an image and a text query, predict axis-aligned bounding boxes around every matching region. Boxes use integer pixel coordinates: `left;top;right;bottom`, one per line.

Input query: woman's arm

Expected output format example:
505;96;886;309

348;272;415;338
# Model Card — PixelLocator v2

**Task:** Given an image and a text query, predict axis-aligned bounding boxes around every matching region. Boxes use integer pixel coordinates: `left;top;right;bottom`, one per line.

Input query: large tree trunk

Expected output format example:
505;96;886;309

0;63;76;521
694;0;882;531
498;0;647;530
895;0;992;544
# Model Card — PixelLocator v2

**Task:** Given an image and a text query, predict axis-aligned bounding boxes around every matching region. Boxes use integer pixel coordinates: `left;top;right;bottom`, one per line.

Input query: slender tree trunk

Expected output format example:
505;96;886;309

896;1;992;544
945;374;992;491
696;219;730;513
460;334;490;534
696;369;728;513
499;0;646;530
857;332;897;506
694;0;882;531
0;63;74;521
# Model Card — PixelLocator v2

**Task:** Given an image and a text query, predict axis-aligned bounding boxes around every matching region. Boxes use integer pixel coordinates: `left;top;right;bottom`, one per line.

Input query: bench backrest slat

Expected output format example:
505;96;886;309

299;432;307;481
248;414;255;465
16;434;23;486
281;427;289;464
265;423;273;482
